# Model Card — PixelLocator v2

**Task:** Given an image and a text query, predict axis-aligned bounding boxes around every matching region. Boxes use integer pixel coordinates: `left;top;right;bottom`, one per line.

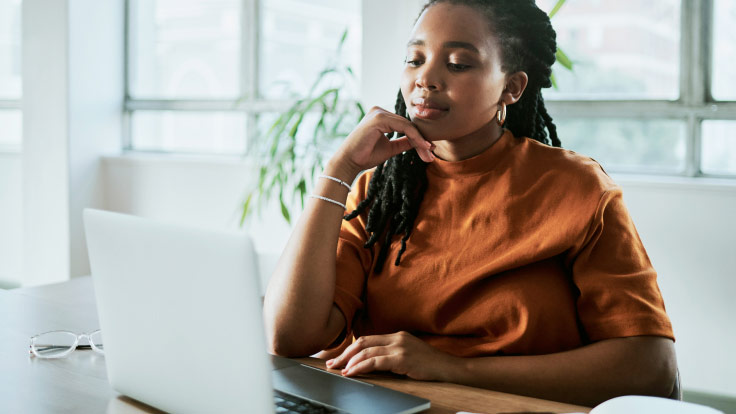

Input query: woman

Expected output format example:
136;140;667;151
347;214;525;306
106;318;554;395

264;0;677;407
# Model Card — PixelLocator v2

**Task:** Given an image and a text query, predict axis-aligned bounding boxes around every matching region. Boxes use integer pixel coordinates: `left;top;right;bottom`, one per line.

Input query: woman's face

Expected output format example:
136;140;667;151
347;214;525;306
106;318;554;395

400;2;508;142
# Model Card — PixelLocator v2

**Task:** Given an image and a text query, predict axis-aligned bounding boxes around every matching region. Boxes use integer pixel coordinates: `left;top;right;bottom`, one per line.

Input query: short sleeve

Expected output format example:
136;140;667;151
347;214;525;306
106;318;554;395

328;171;375;349
570;188;674;342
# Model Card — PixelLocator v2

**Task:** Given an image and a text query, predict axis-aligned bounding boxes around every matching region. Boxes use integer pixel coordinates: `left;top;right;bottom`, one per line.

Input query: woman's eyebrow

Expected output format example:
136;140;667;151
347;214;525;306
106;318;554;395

406;39;480;54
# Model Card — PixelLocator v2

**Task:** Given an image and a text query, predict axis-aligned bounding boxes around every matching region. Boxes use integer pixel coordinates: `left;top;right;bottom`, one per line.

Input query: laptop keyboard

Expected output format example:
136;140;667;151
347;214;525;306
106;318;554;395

274;390;339;414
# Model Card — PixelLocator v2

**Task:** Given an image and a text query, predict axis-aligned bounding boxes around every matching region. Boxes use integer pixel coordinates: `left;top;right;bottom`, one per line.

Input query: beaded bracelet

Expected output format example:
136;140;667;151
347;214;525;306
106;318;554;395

318;174;351;191
308;195;347;210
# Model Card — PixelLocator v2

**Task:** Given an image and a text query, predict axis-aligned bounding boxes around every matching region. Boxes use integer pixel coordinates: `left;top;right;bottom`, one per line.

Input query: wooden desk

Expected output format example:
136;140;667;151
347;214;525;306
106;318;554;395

0;277;591;414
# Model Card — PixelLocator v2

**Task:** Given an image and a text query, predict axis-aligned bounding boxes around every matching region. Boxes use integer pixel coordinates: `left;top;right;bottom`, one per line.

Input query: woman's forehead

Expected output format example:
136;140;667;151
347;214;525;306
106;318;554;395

408;3;496;54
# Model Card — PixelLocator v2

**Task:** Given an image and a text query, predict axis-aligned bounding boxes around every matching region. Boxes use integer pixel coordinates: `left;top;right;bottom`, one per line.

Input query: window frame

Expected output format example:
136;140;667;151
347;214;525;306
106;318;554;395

0;101;22;153
123;0;301;153
0;0;23;153
123;0;736;178
544;0;736;178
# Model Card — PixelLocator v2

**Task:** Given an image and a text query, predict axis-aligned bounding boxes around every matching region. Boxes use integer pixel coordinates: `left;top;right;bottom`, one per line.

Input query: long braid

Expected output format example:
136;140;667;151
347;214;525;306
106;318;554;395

345;0;560;273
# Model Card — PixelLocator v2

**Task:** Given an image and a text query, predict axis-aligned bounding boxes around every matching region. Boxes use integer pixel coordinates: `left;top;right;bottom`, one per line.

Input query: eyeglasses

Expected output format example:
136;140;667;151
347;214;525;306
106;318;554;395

29;330;104;359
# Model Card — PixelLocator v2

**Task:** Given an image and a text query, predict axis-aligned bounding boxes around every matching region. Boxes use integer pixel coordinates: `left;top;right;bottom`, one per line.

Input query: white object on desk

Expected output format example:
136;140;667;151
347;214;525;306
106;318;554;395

457;394;724;414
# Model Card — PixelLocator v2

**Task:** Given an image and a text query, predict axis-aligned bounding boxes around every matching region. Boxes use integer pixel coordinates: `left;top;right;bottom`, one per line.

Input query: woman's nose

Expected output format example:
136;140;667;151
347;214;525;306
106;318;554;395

415;62;443;91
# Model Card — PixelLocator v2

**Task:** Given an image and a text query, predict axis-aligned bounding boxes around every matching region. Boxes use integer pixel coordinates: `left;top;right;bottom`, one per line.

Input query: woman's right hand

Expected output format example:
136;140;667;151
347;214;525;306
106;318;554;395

331;106;435;178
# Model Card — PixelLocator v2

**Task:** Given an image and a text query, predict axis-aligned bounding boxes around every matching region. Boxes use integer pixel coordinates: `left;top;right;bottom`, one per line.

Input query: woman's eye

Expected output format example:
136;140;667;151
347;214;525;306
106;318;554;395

405;59;423;67
448;63;471;71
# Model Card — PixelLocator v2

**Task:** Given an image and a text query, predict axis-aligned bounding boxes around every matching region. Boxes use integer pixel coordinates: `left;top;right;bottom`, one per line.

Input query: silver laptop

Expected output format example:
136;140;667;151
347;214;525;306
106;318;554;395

84;208;430;414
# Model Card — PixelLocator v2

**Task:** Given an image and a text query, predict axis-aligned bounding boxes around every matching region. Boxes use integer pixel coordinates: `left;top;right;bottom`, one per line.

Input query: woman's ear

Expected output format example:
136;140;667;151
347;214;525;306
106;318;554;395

501;71;529;105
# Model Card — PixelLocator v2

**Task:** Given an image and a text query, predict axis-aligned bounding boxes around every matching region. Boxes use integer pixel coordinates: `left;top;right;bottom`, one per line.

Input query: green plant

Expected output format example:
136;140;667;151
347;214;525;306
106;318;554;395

240;29;364;225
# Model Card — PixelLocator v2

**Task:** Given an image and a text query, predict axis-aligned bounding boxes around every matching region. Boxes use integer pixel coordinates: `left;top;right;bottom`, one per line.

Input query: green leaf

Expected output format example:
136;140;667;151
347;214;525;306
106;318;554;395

288;89;339;140
556;47;573;71
307;67;337;97
289;112;306;139
239;192;254;227
331;110;348;137
313;105;328;144
548;0;566;18
338;28;348;50
355;102;366;120
293;178;307;208
299;179;307;207
269;105;299;157
257;165;268;194
550;72;558;90
279;193;291;224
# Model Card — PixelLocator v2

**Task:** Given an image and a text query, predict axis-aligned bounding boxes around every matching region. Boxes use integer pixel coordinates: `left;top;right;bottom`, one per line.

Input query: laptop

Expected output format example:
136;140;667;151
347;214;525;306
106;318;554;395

83;208;430;414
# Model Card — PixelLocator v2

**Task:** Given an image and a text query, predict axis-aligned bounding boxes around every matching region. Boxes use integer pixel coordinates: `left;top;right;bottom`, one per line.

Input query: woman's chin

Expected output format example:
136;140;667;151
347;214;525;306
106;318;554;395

411;123;447;142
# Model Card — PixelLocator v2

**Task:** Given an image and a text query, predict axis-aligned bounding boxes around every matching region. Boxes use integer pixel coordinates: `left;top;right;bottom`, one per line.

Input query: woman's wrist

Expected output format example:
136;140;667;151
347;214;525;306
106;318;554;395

324;157;361;185
434;352;468;383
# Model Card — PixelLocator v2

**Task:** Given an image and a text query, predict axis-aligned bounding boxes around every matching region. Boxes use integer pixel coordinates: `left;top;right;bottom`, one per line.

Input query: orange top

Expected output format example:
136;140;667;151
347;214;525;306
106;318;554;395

332;129;674;357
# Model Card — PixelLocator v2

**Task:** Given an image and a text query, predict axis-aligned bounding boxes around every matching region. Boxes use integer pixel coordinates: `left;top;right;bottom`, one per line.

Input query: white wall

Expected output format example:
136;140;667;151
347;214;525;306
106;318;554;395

20;0;123;287
616;177;736;397
0;152;22;288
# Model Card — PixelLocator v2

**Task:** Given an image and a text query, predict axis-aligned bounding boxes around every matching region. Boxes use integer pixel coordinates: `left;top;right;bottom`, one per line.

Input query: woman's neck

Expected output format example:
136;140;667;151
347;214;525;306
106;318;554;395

431;122;505;162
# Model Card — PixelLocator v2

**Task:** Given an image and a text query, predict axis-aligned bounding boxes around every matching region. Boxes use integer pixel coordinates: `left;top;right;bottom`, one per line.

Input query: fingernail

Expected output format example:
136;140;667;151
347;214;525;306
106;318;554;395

326;359;333;366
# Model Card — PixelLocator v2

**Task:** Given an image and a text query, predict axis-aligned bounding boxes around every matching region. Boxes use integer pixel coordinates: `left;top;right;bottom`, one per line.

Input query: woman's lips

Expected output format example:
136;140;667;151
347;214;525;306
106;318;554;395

412;104;449;120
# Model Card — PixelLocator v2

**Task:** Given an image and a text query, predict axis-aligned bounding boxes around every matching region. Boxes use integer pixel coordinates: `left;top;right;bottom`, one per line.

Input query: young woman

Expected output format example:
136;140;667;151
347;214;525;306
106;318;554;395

264;0;677;407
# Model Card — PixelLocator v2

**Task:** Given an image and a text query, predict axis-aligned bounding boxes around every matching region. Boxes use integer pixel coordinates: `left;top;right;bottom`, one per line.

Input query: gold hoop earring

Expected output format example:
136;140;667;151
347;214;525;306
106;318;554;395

496;102;507;126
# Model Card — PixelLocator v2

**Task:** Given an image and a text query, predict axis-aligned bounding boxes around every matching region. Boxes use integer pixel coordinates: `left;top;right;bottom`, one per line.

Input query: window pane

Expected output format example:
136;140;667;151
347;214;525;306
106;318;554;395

712;0;736;101
0;109;22;151
0;0;22;99
128;0;241;99
537;0;680;100
702;121;736;175
259;0;361;99
131;111;247;153
555;118;686;173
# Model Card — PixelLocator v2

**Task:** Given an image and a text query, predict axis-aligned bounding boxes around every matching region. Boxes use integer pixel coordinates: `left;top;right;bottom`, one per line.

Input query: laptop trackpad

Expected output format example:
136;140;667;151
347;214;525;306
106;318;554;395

272;364;429;414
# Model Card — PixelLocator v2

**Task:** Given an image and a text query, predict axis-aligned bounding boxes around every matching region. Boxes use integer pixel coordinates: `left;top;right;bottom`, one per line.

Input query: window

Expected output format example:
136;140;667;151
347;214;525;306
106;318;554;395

0;0;22;152
711;0;736;101
537;0;736;177
125;0;361;154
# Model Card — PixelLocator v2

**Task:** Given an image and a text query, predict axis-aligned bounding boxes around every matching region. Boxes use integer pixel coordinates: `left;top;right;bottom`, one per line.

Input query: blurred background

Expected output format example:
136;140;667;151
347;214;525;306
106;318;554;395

0;0;734;409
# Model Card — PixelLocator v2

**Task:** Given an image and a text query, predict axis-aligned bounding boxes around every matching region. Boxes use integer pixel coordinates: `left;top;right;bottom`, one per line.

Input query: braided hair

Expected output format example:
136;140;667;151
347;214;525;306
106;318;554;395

344;0;561;273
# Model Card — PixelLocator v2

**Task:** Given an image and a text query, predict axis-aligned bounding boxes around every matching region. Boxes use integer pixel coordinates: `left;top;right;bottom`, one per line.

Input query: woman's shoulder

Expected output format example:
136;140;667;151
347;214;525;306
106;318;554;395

515;136;619;195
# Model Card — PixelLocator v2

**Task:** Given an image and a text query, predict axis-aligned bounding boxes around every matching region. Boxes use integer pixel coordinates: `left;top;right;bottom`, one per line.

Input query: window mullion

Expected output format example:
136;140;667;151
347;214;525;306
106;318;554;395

685;115;702;176
680;0;710;106
123;0;133;150
700;0;715;103
242;0;259;152
680;0;710;176
0;101;22;110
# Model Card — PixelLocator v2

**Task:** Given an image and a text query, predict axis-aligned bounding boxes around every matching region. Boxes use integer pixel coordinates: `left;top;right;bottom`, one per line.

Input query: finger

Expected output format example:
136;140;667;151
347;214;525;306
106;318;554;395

376;115;435;163
387;136;413;156
326;335;393;369
327;336;381;369
383;136;435;163
343;355;394;377
342;345;390;373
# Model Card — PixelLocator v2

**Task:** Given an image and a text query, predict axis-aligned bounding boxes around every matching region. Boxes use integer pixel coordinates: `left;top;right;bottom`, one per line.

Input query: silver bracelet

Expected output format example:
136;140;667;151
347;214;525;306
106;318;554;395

308;194;347;210
318;174;351;191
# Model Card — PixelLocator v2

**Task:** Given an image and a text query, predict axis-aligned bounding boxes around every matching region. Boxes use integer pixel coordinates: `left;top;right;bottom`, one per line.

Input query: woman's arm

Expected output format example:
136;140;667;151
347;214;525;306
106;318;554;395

327;332;677;407
263;107;435;357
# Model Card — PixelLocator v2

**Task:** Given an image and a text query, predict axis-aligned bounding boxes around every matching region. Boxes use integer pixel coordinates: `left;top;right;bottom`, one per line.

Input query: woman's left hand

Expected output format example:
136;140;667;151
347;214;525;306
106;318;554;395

325;331;458;381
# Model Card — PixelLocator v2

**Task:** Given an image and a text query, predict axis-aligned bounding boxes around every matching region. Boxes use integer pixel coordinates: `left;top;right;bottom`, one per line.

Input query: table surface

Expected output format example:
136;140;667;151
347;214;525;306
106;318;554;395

0;276;591;414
